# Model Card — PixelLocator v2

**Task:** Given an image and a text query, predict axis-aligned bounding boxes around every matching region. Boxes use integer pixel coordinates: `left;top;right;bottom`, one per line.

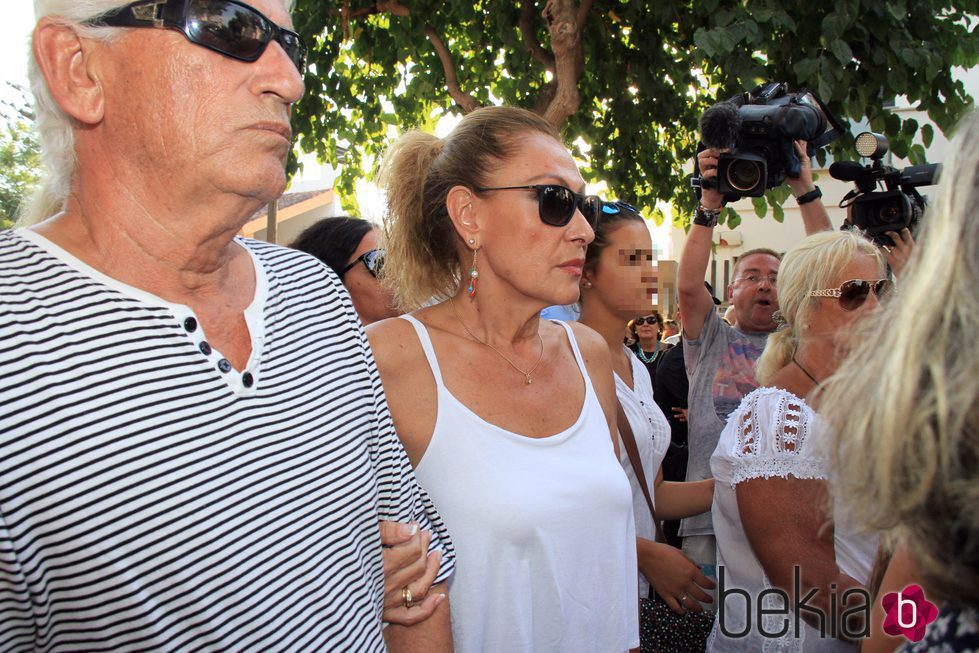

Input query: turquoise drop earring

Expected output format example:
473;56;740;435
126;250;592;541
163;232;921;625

467;240;479;299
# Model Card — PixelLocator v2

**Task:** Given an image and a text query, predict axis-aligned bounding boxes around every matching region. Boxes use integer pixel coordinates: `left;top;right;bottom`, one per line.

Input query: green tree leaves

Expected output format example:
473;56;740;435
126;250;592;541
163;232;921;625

0;86;40;229
291;0;977;225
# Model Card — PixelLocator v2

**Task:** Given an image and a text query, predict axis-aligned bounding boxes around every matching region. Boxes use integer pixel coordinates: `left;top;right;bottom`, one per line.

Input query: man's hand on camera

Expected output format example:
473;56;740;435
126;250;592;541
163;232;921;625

882;227;915;278
787;140;816;197
696;148;725;211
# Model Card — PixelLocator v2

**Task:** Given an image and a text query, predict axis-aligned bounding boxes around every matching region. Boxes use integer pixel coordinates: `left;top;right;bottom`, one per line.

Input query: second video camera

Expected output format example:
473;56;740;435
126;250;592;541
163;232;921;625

831;132;941;245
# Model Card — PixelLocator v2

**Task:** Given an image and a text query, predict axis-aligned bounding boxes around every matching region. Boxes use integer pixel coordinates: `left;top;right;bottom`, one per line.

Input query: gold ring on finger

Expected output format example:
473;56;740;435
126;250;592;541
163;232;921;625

402;586;415;609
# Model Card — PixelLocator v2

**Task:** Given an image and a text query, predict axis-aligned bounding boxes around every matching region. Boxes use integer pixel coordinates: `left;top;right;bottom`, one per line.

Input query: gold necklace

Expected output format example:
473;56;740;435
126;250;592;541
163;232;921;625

450;298;544;385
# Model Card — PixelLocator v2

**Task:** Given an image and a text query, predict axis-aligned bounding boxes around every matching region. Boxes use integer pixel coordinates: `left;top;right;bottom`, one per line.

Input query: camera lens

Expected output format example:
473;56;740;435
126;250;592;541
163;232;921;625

878;201;902;224
726;160;762;193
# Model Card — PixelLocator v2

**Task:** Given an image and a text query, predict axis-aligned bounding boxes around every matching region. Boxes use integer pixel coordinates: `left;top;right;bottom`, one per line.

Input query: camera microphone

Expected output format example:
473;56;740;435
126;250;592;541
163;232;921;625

699;101;742;150
829;161;869;182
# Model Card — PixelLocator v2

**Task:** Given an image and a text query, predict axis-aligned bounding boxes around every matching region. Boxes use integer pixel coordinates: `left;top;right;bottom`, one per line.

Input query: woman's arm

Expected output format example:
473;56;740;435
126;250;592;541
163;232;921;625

653;465;713;520
638;537;715;614
738;476;864;640
569;321;621;458
384;588;452;653
366;317;438;466
860;543;919;653
379;522;446;625
366;319;452;646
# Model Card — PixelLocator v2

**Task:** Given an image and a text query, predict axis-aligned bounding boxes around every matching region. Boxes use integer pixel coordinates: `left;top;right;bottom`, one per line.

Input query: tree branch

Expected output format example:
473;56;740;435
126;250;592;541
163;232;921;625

341;0;351;41
541;0;585;127
574;0;592;78
346;1;409;21
519;2;556;74
532;81;559;115
575;0;593;29
425;26;482;113
342;1;481;114
377;0;410;17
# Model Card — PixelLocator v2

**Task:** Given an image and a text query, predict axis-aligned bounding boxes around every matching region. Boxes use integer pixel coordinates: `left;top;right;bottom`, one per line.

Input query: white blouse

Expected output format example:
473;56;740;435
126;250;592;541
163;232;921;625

615;347;672;597
707;387;878;653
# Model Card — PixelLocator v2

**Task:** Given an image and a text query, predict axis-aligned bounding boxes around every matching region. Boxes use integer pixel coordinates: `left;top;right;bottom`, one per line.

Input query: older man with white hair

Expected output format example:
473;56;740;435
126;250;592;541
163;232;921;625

0;1;453;650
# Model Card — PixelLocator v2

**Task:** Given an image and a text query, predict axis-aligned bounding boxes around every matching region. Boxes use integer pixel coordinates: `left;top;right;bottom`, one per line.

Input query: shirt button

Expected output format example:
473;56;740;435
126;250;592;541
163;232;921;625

183;317;198;333
242;372;254;388
199;341;212;356
217;359;232;373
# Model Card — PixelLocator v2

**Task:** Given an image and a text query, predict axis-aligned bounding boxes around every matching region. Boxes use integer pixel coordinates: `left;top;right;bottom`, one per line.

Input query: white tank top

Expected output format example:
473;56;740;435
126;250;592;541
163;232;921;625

403;315;639;653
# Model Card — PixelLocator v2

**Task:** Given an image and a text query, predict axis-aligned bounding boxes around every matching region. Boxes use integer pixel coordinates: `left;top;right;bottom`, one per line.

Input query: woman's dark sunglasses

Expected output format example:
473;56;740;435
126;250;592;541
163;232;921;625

475;184;602;228
809;278;891;311
602;200;640;215
340;249;385;279
87;0;308;73
634;315;660;325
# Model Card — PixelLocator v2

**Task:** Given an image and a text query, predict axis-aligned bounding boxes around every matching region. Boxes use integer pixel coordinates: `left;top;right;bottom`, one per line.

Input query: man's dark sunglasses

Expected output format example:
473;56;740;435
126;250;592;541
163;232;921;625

634;315;660;325
475;184;602;228
87;0;307;74
340;248;384;279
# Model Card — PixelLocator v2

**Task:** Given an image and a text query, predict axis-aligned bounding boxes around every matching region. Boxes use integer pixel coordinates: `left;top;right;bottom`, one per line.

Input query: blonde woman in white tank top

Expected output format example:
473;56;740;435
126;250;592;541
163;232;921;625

367;107;640;652
577;201;716;652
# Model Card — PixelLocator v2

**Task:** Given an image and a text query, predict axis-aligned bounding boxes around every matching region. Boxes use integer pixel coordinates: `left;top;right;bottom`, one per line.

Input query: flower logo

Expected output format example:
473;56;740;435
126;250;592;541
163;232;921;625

881;584;939;642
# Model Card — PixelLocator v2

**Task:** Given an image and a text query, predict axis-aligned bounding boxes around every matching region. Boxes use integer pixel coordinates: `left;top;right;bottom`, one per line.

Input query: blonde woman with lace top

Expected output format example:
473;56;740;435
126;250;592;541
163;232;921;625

707;231;886;652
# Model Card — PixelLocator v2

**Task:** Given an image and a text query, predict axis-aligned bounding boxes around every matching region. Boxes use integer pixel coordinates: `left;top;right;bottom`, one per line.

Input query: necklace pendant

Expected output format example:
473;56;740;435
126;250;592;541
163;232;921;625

526;375;533;385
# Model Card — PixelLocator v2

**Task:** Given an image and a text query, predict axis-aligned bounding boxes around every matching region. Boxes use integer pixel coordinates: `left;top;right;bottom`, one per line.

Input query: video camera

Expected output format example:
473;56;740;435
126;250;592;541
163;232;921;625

692;82;844;199
831;132;941;246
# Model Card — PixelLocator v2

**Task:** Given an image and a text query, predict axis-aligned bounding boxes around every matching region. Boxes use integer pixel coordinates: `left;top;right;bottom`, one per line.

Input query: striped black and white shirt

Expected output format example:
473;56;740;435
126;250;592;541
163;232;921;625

0;229;454;652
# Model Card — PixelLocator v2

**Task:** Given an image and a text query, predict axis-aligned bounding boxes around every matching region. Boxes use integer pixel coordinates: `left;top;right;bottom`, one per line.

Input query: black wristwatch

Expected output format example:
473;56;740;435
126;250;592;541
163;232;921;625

693;204;721;228
795;186;822;205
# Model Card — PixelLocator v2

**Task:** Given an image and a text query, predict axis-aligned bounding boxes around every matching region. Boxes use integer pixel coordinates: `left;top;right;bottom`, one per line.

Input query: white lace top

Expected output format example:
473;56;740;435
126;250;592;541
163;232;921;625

707;387;877;653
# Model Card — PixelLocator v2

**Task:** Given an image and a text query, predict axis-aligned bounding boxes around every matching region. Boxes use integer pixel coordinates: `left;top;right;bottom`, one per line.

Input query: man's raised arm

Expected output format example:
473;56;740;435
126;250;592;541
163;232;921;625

677;148;725;341
786;140;833;235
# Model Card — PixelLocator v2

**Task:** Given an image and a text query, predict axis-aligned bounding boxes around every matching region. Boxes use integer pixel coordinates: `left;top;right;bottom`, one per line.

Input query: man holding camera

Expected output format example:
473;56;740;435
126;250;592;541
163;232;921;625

675;140;832;603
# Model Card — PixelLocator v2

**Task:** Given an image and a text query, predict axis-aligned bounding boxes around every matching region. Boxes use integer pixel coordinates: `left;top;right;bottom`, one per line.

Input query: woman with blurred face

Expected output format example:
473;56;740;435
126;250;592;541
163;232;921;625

367;106;639;652
578;201;715;652
709;230;887;651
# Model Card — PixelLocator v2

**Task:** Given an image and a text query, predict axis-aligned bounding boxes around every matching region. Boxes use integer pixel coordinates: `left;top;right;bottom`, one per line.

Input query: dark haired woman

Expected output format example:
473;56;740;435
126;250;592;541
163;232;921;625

366;106;639;651
578;200;715;652
630;310;667;376
291;216;400;324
